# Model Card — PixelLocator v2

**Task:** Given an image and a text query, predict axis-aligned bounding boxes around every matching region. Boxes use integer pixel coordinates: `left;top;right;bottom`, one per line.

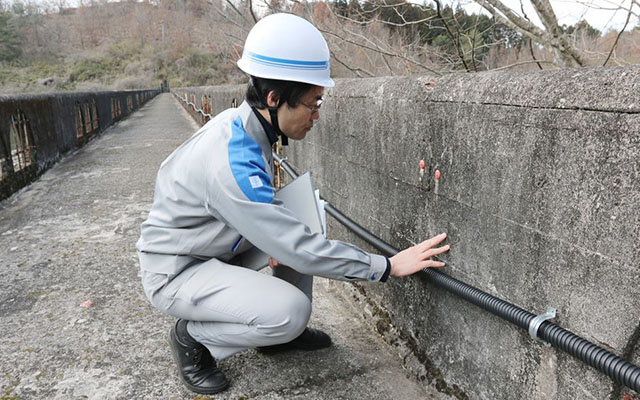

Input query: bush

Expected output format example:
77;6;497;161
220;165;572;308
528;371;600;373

112;75;155;90
124;60;154;76
108;40;143;61
173;48;222;86
0;10;21;62
0;65;20;85
68;58;121;83
74;81;108;92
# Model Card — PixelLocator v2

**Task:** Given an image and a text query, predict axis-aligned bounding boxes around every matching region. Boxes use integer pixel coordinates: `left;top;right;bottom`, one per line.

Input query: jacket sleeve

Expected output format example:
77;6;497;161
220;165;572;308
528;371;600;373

205;152;388;282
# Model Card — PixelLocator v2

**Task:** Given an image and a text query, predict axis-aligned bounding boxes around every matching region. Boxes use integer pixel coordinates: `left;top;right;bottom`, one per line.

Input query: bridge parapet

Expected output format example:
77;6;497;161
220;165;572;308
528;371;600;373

174;67;640;400
0;89;160;202
172;85;243;126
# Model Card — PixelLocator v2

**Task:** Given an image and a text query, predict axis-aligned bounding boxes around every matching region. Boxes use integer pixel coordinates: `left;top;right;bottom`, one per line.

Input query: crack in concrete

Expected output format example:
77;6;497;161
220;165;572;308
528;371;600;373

423;99;640;115
343;157;629;266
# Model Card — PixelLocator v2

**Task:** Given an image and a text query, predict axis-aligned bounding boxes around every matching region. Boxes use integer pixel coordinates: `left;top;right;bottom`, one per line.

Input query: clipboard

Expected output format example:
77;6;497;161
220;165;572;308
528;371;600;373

240;172;324;269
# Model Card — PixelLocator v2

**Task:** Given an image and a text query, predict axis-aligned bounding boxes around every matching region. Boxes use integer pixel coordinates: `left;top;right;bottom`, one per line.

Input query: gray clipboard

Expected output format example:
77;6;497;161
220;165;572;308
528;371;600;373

275;172;323;235
241;172;323;269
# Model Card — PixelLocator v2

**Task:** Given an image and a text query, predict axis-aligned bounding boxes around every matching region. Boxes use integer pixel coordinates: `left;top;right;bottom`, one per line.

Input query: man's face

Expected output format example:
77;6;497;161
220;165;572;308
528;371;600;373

278;86;324;141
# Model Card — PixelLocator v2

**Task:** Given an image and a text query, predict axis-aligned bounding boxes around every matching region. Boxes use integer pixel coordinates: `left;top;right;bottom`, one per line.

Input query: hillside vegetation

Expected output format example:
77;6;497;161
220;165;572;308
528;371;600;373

0;0;247;93
0;0;638;94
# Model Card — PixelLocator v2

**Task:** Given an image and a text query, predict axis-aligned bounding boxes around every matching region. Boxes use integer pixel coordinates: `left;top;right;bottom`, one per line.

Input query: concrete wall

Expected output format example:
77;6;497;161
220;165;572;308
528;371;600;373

0;89;160;201
175;66;640;400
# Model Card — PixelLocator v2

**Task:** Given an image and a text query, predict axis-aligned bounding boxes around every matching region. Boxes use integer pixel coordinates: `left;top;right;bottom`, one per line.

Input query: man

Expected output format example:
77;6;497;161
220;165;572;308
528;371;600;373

136;13;450;394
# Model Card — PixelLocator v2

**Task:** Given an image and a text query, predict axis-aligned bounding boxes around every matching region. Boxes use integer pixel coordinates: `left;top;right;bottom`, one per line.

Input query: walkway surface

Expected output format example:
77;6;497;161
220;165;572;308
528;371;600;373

0;93;444;400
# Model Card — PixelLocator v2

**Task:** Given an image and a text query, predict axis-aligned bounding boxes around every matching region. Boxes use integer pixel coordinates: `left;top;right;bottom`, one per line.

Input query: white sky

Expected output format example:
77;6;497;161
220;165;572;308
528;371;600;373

455;0;639;33
17;0;640;33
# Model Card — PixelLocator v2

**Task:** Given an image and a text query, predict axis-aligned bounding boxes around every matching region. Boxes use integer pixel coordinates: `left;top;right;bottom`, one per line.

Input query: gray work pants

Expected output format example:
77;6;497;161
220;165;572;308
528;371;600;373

141;256;313;360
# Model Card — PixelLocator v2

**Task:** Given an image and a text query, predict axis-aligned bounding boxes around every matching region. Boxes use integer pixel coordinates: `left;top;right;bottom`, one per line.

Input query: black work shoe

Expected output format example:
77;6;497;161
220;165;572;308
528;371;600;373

258;327;332;354
169;319;229;394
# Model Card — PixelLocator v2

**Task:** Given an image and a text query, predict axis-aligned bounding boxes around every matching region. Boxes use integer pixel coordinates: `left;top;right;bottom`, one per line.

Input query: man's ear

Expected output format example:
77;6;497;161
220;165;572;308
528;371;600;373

266;90;280;108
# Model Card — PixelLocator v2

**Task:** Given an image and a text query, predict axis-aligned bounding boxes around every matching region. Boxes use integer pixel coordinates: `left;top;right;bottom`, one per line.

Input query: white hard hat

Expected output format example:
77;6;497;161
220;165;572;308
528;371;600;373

237;13;335;88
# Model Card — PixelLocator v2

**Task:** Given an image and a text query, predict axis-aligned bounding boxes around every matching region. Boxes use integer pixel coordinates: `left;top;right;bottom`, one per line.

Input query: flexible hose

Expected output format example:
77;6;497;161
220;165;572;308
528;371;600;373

273;152;640;393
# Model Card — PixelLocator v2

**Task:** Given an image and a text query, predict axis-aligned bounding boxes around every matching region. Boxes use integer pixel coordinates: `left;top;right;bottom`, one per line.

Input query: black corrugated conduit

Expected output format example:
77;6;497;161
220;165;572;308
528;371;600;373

273;152;640;394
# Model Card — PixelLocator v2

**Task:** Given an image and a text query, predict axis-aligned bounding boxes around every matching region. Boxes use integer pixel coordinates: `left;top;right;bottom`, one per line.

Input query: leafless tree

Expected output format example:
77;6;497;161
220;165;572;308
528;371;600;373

474;0;640;67
4;0;640;94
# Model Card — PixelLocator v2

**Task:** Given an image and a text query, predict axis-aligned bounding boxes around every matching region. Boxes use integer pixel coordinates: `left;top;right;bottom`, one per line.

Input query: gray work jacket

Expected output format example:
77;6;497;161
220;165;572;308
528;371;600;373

136;101;388;282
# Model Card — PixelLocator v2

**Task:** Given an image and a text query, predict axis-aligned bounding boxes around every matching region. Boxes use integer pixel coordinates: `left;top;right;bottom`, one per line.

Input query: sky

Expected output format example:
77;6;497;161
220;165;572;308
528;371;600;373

13;0;640;33
457;0;639;33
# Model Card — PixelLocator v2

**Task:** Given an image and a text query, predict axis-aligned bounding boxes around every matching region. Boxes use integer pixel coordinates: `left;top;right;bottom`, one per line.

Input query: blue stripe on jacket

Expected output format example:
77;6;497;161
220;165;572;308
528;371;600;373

228;116;274;204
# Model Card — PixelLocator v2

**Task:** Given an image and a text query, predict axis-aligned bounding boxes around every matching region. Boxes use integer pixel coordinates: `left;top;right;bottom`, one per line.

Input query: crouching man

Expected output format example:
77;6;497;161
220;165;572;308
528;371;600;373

136;13;450;395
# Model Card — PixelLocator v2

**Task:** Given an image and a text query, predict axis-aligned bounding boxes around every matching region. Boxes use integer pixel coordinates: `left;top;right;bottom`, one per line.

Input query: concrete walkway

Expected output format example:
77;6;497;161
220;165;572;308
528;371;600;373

0;93;444;399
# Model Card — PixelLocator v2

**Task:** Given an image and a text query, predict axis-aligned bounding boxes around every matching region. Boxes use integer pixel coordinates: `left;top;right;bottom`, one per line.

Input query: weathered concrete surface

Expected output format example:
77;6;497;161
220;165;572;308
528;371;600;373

283;67;640;400
0;93;444;399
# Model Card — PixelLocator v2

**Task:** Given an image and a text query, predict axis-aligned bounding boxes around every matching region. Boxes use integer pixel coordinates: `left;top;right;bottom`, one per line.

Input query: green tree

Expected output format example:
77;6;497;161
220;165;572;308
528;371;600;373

0;10;21;62
562;20;601;38
348;0;521;71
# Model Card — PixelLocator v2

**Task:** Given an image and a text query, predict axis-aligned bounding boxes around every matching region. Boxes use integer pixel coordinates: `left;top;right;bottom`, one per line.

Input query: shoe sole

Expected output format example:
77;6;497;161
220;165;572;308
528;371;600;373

169;324;230;394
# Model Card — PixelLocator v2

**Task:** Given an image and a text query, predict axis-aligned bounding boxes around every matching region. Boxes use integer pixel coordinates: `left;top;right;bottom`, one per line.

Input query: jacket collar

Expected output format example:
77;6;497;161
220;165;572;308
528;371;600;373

237;101;274;163
252;107;278;146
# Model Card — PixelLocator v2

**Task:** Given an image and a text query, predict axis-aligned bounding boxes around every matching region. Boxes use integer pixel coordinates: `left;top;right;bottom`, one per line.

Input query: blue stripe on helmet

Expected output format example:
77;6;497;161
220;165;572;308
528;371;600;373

250;59;327;70
246;51;329;69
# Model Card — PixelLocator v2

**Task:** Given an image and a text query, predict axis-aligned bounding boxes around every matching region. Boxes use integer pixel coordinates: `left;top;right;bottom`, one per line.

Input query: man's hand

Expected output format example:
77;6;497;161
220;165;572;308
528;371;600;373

268;257;282;269
389;233;449;278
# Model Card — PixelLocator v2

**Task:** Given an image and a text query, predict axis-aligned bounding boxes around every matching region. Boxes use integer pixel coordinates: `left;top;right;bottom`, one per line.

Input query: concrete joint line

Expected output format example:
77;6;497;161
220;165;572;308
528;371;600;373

425;99;640;115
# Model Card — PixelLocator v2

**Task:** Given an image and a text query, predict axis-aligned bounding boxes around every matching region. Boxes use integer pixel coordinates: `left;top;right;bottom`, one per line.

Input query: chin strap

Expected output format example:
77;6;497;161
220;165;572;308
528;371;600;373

268;105;288;146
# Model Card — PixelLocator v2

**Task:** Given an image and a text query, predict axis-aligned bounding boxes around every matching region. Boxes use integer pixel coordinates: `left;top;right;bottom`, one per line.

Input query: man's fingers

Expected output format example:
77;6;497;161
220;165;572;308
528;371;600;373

423;244;450;259
419;260;446;270
418;233;447;252
391;233;450;277
268;257;281;268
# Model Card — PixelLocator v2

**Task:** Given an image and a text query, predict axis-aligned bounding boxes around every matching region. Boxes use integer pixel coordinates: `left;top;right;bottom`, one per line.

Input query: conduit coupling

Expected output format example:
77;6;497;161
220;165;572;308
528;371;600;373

272;152;640;394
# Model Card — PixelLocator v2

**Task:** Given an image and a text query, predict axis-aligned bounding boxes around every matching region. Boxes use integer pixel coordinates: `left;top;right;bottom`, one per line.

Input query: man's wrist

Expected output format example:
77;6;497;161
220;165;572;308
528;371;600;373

380;257;391;282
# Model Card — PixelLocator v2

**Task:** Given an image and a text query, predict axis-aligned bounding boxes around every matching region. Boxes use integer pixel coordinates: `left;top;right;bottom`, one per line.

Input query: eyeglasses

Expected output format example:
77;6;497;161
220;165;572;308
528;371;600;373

300;97;324;114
